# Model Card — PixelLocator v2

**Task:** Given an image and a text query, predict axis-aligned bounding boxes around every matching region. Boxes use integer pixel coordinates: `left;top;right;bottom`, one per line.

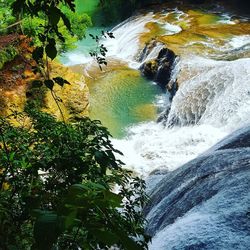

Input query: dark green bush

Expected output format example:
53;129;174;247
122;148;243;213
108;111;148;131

0;1;150;249
0;108;150;249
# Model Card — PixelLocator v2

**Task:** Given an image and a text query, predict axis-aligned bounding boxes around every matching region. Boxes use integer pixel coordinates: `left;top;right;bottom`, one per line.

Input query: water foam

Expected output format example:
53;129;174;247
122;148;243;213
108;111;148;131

163;23;182;35
112;123;226;177
61;52;92;65
102;10;250;250
62;10;250;181
228;35;250;49
168;57;250;129
104;14;154;63
112;56;250;178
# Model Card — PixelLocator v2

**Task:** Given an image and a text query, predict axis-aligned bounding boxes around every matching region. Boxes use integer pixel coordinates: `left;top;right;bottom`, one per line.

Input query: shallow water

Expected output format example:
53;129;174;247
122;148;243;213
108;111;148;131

62;6;250;174
88;68;162;138
62;6;250;249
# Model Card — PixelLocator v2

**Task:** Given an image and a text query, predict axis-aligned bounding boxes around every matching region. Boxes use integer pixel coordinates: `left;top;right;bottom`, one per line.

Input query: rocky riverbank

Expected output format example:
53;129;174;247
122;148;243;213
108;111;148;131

0;35;89;121
145;125;250;249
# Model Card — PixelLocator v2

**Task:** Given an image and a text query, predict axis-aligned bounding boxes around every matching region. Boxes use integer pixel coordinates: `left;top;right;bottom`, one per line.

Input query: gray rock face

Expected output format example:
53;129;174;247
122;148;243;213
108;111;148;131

145;125;250;250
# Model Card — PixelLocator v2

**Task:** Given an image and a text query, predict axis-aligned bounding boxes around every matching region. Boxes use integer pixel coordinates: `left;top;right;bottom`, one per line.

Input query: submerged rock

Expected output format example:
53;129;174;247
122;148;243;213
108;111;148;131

145;125;250;249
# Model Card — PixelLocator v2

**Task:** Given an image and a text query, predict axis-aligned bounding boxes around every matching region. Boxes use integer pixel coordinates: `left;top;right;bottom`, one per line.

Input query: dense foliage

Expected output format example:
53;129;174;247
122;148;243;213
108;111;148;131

78;0;143;25
0;45;18;70
0;0;91;52
0;0;150;249
0;108;150;249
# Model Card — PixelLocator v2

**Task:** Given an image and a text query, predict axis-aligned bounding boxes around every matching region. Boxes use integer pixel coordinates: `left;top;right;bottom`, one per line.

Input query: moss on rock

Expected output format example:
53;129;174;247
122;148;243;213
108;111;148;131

0;46;18;70
42;61;89;121
0;35;89;121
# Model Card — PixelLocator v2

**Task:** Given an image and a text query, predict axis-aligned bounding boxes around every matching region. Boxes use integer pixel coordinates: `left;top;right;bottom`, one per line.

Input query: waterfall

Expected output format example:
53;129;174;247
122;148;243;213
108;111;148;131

104;14;154;62
110;12;250;183
144;124;250;249
107;12;250;248
113;57;250;181
62;7;250;249
167;56;250;128
60;8;250;184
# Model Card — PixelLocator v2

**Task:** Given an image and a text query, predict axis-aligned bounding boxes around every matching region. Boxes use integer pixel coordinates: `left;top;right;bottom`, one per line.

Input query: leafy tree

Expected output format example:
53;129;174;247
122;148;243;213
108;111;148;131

0;0;150;249
0;107;150;249
0;0;16;34
0;1;91;51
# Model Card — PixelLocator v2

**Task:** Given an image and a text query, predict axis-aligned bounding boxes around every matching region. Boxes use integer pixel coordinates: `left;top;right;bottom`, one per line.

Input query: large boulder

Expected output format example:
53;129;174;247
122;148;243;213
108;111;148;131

144;125;250;249
140;46;178;100
137;39;161;63
41;61;89;121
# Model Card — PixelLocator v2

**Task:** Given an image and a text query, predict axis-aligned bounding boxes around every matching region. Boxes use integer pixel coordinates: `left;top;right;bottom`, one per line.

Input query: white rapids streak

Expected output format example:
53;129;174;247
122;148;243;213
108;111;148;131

104;14;154;64
167;57;250;129
112;56;250;181
112;123;226;176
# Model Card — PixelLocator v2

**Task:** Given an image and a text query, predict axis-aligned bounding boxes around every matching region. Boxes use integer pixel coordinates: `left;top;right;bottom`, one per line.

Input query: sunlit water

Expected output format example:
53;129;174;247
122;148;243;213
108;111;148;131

62;6;250;249
62;8;250;176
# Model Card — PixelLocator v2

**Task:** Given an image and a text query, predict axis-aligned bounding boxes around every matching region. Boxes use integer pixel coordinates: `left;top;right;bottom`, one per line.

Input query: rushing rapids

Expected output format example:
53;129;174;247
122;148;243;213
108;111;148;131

63;5;250;249
145;125;250;249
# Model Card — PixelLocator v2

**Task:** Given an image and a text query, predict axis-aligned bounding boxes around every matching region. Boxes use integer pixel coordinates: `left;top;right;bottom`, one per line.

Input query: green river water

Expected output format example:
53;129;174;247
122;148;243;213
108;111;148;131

62;2;250;138
88;68;162;137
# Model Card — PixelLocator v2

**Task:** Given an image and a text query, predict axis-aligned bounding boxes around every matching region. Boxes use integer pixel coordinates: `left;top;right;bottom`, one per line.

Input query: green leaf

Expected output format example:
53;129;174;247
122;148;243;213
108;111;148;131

48;7;61;26
34;212;61;250
60;12;71;31
67;184;89;200
69;183;88;193
45;43;57;60
104;190;122;208
32;47;44;62
87;181;106;190
9;152;15;161
48;38;56;46
94;230;119;246
38;33;46;43
64;209;77;229
64;0;76;11
32;80;43;88
53;77;70;86
11;0;25;15
54;29;65;42
44;80;54;90
118;232;144;250
31;209;45;218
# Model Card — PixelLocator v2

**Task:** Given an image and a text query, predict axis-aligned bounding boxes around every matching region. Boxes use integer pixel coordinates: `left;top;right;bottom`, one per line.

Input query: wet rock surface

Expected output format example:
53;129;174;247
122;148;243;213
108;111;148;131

145;125;250;249
140;46;177;91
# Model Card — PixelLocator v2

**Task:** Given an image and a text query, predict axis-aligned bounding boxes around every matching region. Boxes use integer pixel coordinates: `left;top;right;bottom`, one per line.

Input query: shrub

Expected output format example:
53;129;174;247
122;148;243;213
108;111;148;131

0;108;149;249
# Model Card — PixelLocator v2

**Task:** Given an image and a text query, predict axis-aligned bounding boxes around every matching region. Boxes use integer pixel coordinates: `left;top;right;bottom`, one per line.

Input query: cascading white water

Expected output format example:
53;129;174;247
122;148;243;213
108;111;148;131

61;14;157;67
62;10;185;67
63;8;250;182
62;7;250;249
62;10;250;187
113;56;250;181
109;11;250;184
167;56;250;128
104;14;154;62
